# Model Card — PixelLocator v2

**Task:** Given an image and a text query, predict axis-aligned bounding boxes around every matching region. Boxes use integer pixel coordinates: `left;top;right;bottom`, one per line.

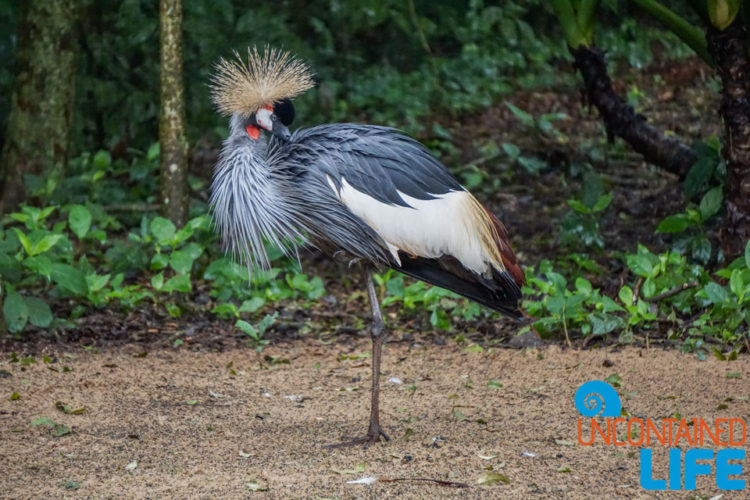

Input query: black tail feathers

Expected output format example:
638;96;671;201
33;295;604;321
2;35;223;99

395;255;523;320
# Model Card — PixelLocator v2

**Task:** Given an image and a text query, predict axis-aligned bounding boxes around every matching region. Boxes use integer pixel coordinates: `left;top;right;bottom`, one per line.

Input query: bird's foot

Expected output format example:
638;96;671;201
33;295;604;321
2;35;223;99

323;426;390;449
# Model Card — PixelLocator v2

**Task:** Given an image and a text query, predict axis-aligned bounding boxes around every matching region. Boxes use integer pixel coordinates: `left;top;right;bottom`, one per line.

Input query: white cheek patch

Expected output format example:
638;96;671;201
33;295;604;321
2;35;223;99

256;108;273;131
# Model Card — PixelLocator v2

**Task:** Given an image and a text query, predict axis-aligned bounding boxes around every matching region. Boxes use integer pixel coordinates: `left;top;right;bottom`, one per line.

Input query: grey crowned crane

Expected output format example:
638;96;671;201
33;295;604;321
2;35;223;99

210;47;525;447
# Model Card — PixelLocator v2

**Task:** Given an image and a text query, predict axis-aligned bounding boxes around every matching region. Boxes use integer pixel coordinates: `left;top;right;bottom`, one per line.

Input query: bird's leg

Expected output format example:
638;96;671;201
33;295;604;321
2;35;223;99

323;270;390;448
364;270;390;443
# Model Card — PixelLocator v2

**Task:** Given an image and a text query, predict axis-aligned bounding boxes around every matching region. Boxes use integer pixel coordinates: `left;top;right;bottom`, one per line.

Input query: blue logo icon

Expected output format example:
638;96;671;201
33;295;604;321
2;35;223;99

574;380;622;417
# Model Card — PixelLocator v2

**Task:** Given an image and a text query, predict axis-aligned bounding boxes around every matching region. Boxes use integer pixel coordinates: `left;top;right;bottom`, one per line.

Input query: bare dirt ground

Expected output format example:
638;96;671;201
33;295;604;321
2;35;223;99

1;338;748;499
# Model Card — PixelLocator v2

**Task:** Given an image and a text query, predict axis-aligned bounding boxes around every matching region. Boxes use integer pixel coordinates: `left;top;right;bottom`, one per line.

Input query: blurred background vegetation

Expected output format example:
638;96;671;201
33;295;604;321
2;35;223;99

0;0;692;154
0;0;748;356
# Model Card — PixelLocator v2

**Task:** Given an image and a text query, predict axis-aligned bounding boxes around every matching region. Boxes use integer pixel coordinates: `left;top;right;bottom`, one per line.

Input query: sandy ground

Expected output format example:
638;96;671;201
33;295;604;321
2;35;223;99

1;339;748;499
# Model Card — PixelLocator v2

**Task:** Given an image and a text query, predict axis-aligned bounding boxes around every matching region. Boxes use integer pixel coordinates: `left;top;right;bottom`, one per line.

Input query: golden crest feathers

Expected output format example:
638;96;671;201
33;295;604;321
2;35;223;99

210;46;314;117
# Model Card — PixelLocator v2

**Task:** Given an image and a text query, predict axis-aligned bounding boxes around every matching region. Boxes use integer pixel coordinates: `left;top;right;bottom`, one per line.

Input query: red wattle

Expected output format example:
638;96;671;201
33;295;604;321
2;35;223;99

246;125;260;140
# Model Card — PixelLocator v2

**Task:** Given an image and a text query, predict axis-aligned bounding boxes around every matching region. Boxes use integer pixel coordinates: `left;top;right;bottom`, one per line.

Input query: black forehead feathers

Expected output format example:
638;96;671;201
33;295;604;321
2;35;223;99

274;98;295;126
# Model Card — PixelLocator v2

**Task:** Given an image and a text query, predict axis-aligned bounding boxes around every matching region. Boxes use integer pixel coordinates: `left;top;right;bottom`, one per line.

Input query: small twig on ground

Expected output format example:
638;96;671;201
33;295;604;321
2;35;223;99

380;477;469;488
643;281;699;302
582;332;607;348
562;303;572;349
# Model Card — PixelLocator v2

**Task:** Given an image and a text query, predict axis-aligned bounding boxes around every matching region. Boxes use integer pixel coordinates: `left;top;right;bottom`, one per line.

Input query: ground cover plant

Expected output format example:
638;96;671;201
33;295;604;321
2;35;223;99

0;1;748;354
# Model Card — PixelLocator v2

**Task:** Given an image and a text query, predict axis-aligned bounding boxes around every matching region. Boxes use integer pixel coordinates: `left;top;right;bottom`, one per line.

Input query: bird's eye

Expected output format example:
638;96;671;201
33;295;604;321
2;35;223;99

274;98;295;126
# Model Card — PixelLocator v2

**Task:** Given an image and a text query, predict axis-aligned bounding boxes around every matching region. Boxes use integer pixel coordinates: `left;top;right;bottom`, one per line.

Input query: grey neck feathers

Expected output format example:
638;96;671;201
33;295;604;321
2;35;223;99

209;116;305;272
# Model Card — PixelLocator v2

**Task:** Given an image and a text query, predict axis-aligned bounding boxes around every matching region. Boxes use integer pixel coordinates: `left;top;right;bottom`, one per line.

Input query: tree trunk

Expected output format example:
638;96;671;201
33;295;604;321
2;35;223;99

0;0;79;213
159;0;189;227
571;46;697;179
706;22;750;260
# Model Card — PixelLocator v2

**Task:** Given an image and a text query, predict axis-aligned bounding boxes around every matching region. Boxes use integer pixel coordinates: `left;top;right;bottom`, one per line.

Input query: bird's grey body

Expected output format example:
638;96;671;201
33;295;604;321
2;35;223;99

209;47;523;446
212;121;522;315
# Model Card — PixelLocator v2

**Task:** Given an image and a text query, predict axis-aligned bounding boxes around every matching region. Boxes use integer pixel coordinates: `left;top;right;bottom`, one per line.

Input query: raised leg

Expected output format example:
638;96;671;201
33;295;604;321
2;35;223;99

324;270;390;448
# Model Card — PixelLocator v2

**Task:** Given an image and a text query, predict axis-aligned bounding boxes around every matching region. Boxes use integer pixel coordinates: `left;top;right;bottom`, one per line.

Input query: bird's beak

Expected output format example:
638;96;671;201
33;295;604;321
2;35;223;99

271;121;292;141
255;106;292;141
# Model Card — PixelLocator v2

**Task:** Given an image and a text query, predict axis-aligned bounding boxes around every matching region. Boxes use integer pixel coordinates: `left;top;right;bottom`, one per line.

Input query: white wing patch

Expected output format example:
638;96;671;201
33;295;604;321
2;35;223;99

329;176;495;274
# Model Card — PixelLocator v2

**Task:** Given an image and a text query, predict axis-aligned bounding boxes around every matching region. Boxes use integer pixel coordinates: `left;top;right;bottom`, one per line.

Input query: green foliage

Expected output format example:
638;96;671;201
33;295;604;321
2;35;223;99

630;0;711;65
656;187;723;264
522;242;750;350
683;139;724;198
551;0;597;48
561;172;612;250
236;312;278;350
30;417;72;437
596;4;696;68
375;269;482;330
523;260;625;338
707;0;741;30
501;102;566;175
0;200;325;342
1;0;683;156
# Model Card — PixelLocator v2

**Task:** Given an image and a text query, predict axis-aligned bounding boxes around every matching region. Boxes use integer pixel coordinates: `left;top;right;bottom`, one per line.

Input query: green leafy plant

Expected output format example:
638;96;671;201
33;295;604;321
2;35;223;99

0;196;326;343
657;187;723;264
375;270;482;330
236;312;278;350
522;260;625;342
561;172;612;251
524;241;750;350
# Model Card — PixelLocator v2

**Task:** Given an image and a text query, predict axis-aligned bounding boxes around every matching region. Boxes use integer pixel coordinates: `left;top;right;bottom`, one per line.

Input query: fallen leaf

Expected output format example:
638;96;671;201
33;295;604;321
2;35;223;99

30;417;72;437
55;402;72;414
61;480;79;491
55;401;87;415
125;461;138;471
332;463;365;475
246;480;268;492
477;472;510;485
606;373;623;387
31;417;56;427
